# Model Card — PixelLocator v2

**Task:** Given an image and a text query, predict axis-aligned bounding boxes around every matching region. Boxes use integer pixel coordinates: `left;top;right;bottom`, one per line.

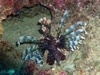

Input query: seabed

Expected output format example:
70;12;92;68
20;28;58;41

0;4;100;75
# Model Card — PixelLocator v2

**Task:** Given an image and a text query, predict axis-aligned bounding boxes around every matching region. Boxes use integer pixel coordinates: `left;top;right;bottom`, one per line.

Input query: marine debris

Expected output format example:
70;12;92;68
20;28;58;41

16;9;87;66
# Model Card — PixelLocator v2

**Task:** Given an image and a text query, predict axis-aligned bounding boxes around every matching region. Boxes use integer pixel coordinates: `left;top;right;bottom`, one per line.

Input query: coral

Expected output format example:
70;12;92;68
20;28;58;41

19;60;52;75
0;38;23;69
0;0;99;20
16;9;87;67
34;65;67;75
37;70;51;75
22;60;36;75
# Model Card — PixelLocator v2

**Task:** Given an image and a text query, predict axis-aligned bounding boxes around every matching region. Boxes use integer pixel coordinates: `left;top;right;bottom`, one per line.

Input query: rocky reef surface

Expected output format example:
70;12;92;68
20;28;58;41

0;1;100;75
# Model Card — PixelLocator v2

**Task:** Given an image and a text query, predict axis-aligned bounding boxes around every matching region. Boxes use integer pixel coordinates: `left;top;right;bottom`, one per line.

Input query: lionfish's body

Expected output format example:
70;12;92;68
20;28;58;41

16;9;87;66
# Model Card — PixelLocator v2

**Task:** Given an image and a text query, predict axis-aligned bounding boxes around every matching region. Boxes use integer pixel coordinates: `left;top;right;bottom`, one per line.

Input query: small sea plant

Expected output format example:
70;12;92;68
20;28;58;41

16;9;87;66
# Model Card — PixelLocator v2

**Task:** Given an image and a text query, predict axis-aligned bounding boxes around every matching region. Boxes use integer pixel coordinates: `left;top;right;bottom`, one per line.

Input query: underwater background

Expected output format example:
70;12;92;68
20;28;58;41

0;0;100;75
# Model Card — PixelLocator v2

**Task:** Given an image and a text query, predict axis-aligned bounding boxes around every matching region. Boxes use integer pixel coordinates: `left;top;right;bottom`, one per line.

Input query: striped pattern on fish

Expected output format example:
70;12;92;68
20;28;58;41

65;36;85;51
67;44;78;51
68;36;85;41
16;36;36;46
63;21;86;35
57;10;70;38
66;29;86;38
22;46;36;59
66;40;81;46
24;50;43;66
15;9;88;65
64;30;86;51
66;39;81;51
59;10;70;28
